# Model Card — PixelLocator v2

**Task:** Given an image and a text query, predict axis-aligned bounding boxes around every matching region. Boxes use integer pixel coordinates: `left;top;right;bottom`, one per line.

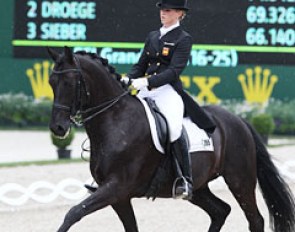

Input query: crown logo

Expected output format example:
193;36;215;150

26;61;54;100
238;66;278;104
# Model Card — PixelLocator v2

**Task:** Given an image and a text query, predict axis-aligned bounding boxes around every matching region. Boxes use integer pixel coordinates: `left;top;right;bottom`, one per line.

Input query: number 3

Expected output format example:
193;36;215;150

27;22;37;39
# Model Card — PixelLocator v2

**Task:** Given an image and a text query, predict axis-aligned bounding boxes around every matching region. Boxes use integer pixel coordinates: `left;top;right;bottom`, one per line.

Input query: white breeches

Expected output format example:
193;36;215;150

137;84;184;142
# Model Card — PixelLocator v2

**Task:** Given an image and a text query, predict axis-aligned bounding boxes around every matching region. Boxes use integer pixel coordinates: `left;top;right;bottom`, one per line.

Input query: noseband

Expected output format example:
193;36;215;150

51;55;128;126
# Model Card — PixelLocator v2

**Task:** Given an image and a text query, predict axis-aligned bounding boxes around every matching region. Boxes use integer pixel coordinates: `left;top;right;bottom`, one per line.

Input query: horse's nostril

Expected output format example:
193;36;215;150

55;124;69;136
50;123;68;137
57;125;65;132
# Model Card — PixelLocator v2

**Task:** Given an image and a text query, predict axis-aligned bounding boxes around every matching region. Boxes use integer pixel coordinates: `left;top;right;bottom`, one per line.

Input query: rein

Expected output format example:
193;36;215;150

52;55;128;127
81;91;128;123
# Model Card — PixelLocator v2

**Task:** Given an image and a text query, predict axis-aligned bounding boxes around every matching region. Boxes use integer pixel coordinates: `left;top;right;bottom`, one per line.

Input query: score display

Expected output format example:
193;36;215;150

188;0;295;65
14;1;100;44
25;1;96;41
13;0;161;58
246;5;295;46
13;0;295;66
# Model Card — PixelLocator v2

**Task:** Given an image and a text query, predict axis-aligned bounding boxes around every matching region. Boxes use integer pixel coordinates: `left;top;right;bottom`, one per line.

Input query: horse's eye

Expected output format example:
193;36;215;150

63;79;75;87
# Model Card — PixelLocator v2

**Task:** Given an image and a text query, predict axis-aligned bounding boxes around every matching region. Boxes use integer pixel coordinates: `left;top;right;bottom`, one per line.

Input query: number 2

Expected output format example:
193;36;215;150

212;51;231;67
27;0;37;18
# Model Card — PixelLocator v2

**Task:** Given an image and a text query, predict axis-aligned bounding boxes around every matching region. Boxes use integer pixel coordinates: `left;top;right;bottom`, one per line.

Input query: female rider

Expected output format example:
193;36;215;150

123;0;216;199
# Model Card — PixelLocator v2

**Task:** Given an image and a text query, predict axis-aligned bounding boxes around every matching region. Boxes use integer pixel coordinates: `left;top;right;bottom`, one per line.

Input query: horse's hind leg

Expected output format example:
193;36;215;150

224;176;264;232
111;199;139;232
190;186;231;232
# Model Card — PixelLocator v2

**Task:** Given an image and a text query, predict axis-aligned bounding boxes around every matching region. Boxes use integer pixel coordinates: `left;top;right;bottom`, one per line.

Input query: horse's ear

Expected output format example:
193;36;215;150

47;47;59;62
64;46;74;64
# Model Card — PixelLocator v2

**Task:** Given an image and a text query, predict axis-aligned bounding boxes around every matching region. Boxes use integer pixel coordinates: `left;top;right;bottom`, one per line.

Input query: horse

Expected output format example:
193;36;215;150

48;46;295;232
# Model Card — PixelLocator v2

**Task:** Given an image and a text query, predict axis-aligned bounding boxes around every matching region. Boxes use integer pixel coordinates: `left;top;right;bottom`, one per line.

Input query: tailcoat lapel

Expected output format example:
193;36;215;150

150;30;161;51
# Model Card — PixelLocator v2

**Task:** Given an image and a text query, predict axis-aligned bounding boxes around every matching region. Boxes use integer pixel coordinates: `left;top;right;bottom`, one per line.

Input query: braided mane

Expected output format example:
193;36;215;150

75;50;121;80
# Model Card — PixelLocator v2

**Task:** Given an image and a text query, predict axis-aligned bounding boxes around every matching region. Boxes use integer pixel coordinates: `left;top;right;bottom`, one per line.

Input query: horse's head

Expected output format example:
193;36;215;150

48;46;126;137
47;46;85;137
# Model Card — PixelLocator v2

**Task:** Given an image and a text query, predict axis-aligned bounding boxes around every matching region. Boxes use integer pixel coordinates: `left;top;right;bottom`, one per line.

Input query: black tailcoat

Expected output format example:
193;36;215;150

128;26;216;134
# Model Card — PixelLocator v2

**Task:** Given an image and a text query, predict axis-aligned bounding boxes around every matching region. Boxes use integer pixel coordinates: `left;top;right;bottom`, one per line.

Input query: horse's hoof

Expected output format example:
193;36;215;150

84;184;98;193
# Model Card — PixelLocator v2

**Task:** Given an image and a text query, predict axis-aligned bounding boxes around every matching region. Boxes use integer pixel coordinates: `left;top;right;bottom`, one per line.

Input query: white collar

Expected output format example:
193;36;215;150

160;21;180;38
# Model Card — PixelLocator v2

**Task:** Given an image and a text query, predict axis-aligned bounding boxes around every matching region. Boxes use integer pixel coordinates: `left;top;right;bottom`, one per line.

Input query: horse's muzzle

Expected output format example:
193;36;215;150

49;121;71;138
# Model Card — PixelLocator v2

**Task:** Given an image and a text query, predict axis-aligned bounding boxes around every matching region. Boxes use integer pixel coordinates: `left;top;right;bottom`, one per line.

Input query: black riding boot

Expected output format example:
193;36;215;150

171;133;193;200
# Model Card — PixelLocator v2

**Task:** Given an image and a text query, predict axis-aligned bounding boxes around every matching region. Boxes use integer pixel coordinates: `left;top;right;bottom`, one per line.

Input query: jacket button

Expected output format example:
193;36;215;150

146;52;150;55
148;63;151;66
154;72;157;75
157;62;160;66
156;53;159;56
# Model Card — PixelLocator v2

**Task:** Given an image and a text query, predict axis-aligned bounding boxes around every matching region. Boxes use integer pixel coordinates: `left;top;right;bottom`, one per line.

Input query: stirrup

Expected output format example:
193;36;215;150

172;176;192;200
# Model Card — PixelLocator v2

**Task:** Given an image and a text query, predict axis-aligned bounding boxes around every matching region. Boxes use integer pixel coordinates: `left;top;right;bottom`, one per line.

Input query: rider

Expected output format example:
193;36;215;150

85;0;216;200
122;0;216;199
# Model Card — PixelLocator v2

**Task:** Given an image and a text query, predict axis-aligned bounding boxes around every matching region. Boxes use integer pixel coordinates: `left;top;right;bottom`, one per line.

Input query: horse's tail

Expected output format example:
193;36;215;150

244;120;295;232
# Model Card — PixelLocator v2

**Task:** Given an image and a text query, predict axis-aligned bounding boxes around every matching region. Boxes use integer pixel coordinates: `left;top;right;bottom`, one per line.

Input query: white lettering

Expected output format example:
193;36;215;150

40;22;86;40
41;1;96;19
100;48;142;65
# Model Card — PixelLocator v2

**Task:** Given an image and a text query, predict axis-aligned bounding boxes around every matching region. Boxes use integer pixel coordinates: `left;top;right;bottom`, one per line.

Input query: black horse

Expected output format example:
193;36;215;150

48;47;295;232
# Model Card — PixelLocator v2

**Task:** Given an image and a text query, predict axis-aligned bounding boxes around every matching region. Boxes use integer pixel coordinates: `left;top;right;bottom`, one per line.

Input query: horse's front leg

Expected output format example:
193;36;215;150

57;181;121;232
112;199;139;232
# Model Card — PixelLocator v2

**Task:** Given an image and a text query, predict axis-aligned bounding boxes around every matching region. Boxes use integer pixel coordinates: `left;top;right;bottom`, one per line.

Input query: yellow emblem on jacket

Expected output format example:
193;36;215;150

162;47;169;56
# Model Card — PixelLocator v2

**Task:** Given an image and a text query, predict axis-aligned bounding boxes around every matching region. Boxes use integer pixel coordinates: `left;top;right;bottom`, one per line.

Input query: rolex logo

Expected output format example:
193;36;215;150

238;66;278;104
26;61;54;100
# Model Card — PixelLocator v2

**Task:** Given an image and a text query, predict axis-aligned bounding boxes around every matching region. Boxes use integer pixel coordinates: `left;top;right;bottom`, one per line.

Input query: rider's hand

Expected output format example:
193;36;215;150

120;76;130;85
131;78;148;90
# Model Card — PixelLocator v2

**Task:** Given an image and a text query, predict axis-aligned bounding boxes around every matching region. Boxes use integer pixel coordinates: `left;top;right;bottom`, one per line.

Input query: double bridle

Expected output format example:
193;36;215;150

51;55;128;126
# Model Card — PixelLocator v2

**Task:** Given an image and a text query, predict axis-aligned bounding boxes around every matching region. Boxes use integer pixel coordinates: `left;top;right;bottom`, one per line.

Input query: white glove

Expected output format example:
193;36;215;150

120;76;130;85
131;78;148;90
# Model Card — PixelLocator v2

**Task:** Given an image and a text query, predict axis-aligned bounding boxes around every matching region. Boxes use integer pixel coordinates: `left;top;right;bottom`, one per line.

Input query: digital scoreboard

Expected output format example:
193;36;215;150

13;0;160;58
1;0;294;102
12;0;295;66
190;0;295;65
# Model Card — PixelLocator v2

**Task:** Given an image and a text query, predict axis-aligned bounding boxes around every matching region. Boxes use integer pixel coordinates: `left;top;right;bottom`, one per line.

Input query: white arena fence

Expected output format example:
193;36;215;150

0;162;294;206
0;178;92;206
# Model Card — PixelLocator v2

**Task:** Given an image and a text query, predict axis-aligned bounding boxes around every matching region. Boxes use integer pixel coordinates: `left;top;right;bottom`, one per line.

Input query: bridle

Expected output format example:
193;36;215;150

51;55;128;126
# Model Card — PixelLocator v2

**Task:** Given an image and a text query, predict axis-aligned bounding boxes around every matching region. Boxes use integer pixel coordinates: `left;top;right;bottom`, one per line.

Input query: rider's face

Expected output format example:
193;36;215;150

160;9;183;27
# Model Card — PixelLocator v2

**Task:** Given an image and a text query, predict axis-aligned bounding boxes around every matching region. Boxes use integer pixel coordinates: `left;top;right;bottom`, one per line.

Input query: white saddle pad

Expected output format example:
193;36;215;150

138;97;214;154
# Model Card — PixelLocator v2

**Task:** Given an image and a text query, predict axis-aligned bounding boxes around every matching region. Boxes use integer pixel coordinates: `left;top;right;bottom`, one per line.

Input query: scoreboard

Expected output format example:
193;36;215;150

192;0;295;65
13;0;159;58
1;0;295;102
13;0;295;65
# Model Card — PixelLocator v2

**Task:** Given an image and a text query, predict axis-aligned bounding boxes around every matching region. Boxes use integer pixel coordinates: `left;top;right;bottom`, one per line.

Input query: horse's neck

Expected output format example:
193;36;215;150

84;94;141;151
86;68;123;106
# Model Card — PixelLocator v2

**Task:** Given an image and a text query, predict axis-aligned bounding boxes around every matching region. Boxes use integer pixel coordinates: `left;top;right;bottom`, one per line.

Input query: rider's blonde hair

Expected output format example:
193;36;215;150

179;10;186;21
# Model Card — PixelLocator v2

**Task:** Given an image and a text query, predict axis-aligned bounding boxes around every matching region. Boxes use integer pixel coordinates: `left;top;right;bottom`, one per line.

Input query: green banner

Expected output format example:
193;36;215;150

0;57;294;105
